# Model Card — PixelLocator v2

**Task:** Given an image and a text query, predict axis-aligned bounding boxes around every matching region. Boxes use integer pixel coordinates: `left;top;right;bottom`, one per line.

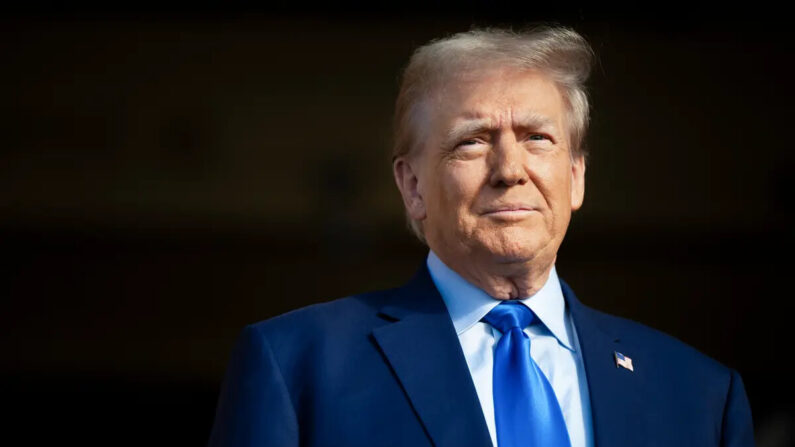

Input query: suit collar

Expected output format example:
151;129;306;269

561;279;648;447
374;263;493;447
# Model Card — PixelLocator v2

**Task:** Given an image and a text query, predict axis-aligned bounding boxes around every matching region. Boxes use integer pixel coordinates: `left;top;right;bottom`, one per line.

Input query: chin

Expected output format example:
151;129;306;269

475;227;551;264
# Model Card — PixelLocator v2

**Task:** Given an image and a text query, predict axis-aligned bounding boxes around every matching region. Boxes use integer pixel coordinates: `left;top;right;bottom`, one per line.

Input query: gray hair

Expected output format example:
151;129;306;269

392;26;595;243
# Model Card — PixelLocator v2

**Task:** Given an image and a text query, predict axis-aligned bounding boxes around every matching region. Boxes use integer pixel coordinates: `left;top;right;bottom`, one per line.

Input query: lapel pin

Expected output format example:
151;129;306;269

614;351;634;372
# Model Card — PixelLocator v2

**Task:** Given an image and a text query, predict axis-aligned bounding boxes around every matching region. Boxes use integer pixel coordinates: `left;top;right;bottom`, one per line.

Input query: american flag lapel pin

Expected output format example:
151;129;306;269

614;351;634;372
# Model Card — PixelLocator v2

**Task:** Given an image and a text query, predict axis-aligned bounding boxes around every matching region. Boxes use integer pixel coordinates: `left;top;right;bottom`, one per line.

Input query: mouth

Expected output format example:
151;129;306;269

481;206;539;219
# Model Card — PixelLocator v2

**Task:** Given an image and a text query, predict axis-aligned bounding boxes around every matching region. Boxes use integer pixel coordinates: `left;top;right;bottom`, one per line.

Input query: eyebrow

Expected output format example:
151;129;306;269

443;113;558;147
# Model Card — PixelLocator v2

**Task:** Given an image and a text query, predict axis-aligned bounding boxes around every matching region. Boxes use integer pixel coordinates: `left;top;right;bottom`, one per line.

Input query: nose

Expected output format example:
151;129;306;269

488;136;529;187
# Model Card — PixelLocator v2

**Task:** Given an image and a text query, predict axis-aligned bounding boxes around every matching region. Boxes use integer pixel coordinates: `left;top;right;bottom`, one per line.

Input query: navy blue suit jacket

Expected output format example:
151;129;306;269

208;264;754;446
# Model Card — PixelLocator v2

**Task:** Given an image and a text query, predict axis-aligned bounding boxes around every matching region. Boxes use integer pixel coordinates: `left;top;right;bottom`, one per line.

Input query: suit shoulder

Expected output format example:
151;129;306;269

231;287;400;399
244;286;396;345
582;305;752;438
586;306;731;377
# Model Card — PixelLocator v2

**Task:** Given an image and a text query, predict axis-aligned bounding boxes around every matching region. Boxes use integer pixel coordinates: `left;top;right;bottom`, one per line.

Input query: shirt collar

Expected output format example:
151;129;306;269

426;250;575;352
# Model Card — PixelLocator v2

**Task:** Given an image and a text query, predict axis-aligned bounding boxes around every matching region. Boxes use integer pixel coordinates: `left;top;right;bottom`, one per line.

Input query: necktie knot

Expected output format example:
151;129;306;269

482;301;535;334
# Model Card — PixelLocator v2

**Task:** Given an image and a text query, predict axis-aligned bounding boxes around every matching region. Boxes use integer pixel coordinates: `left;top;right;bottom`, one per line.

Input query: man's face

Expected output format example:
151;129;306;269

394;67;585;267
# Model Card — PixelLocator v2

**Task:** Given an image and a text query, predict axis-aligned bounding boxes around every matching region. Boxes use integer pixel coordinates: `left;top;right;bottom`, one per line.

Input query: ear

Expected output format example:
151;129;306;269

570;155;586;211
393;156;427;220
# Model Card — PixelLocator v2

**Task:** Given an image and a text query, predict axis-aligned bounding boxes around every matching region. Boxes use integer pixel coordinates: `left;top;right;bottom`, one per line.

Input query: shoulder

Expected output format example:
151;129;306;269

583;304;740;406
233;286;398;366
591;305;730;374
223;286;408;409
250;286;394;336
580;303;754;442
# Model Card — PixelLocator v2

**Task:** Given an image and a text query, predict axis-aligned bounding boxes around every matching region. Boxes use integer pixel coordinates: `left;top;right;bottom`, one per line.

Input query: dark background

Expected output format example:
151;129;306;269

2;2;793;446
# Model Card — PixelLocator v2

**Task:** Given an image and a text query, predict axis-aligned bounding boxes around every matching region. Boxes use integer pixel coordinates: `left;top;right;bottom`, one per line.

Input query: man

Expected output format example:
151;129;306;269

208;26;754;447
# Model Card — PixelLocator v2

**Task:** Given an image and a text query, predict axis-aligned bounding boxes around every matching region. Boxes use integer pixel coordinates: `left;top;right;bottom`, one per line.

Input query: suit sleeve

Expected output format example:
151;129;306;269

208;325;299;447
720;369;755;447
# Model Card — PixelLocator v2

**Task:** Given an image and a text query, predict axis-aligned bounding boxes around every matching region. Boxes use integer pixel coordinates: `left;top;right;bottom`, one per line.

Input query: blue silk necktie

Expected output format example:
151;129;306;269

482;301;572;447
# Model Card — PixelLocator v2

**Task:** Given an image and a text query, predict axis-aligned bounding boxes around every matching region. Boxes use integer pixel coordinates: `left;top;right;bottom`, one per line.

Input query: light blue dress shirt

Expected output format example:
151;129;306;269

426;251;594;447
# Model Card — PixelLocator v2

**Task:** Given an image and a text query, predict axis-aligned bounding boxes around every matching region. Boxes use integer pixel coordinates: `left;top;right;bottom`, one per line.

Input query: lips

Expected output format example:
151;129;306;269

481;205;538;215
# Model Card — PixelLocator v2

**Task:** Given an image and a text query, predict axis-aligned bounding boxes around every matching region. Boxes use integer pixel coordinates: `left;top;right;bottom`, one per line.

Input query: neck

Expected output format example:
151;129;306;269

433;250;556;300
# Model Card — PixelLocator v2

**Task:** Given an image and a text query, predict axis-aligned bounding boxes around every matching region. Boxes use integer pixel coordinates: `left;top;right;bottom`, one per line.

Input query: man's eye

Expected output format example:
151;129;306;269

459;139;479;146
527;134;548;141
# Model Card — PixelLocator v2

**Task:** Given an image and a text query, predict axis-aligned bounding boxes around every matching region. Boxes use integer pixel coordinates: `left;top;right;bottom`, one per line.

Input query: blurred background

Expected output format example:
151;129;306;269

2;2;793;446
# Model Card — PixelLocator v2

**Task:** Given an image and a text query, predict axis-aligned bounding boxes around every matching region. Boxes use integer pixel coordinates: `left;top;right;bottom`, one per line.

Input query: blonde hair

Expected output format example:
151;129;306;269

392;26;595;242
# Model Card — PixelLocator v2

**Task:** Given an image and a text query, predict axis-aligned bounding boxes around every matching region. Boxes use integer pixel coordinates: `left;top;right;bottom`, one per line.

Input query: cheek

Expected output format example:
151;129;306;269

440;163;485;212
545;169;575;231
533;156;573;206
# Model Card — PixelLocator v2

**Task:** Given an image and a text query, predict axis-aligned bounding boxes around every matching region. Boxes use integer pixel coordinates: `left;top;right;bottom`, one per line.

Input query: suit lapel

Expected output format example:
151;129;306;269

561;280;648;447
372;265;493;447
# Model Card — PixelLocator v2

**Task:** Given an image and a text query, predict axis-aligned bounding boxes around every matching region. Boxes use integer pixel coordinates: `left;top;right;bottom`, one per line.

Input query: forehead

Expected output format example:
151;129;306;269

433;67;566;122
407;67;569;155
